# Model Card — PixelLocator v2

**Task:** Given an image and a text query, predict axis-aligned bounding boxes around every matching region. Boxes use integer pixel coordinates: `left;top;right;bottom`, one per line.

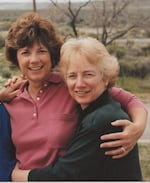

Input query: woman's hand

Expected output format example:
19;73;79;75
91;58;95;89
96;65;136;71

11;163;30;181
0;76;26;102
100;107;147;159
4;75;26;88
100;119;142;159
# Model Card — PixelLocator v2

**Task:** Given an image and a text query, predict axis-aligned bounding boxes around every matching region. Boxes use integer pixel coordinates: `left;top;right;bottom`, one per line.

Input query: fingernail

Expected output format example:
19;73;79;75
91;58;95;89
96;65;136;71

100;136;104;140
100;144;103;148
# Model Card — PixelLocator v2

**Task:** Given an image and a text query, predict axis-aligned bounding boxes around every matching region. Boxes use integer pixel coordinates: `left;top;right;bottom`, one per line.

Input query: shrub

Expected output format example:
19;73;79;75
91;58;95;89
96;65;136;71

108;44;126;59
1;67;11;78
0;35;5;48
119;59;150;79
141;44;150;56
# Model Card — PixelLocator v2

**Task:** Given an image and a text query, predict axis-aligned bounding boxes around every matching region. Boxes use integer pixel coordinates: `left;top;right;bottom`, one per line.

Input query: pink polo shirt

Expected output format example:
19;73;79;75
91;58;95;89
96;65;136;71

4;72;78;170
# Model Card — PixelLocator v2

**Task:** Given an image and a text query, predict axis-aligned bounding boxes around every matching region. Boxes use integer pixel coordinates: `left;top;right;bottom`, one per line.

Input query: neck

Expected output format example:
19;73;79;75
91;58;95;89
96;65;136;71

81;104;88;110
28;85;40;101
27;81;47;101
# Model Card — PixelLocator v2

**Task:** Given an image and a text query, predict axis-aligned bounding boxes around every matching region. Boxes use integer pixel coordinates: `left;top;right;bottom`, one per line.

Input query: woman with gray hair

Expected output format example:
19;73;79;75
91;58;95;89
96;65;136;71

13;37;142;181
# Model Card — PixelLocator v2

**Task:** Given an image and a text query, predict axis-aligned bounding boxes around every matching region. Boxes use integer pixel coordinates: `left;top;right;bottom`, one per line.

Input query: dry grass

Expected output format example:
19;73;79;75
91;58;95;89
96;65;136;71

139;143;150;181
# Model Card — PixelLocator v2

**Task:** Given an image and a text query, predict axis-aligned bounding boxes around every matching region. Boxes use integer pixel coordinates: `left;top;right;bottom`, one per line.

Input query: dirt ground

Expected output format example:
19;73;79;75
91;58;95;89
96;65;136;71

138;103;150;181
139;103;150;142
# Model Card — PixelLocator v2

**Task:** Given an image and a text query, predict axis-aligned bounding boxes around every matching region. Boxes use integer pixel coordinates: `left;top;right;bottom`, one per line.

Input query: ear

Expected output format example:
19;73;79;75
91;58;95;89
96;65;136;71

105;81;108;87
102;76;109;88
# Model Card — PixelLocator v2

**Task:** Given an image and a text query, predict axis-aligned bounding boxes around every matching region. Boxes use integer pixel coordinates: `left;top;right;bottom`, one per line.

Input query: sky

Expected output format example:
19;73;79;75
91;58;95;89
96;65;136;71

0;0;87;2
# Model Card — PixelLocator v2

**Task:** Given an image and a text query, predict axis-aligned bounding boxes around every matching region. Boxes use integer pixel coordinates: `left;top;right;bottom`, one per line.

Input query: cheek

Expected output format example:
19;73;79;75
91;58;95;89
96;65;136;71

17;54;26;67
66;81;72;90
18;60;26;71
93;79;106;92
45;61;51;70
46;59;52;70
17;53;24;64
66;81;74;93
45;54;52;65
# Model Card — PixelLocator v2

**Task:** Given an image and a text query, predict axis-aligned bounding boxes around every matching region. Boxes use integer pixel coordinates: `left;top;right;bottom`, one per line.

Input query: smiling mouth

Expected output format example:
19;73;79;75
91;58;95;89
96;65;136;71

28;65;43;71
75;90;90;96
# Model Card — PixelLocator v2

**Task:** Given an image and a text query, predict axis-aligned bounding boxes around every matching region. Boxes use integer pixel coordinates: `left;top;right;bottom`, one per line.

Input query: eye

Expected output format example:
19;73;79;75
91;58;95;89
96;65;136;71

84;72;95;78
39;49;47;53
67;74;77;80
21;50;30;56
38;47;49;54
86;73;93;76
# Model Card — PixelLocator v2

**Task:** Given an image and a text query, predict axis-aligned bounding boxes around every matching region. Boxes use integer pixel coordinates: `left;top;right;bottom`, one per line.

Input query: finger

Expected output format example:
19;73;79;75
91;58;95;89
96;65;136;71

100;132;123;140
10;89;20;96
105;147;125;156
4;76;24;87
10;80;24;90
11;76;20;83
110;145;134;159
21;74;27;80
111;120;131;127
112;147;132;159
4;79;12;87
105;147;129;159
112;153;127;159
100;140;124;148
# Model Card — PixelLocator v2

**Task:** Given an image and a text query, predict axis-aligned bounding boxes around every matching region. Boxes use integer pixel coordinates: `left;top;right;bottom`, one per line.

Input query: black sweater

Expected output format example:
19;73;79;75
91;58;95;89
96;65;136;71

28;90;142;181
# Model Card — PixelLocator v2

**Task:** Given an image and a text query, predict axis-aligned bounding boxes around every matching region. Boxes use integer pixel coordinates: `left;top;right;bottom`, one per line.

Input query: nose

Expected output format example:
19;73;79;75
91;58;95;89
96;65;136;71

76;76;85;87
30;53;40;63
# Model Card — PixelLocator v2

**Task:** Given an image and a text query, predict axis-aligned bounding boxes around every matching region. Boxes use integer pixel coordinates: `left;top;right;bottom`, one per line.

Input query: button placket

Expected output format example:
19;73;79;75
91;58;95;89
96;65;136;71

36;97;40;101
33;112;37;117
32;83;48;118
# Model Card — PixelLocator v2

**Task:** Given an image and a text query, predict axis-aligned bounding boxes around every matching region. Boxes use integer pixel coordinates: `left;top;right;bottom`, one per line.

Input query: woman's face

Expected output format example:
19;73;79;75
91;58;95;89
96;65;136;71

17;42;52;84
66;54;107;109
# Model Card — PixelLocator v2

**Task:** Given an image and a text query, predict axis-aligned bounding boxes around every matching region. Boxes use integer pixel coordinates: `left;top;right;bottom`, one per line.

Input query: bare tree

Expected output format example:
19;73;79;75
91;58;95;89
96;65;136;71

49;0;90;37
91;0;147;46
33;0;37;12
48;0;150;44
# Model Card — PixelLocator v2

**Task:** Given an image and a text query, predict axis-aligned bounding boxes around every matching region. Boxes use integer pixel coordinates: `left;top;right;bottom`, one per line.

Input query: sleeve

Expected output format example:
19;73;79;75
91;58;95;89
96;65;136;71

109;87;146;112
0;103;16;181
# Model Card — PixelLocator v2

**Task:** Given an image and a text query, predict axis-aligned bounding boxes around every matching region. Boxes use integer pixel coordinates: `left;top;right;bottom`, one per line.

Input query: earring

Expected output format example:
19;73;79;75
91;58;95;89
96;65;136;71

106;82;108;86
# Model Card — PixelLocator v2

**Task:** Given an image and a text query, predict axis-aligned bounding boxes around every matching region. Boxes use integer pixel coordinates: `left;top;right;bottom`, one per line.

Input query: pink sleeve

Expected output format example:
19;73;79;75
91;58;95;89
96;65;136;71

108;87;146;112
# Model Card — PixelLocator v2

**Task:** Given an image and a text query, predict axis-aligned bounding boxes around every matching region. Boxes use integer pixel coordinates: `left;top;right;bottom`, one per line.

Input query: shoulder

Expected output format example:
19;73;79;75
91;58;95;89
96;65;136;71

0;102;5;110
83;100;129;130
0;103;9;117
50;71;62;81
0;103;10;134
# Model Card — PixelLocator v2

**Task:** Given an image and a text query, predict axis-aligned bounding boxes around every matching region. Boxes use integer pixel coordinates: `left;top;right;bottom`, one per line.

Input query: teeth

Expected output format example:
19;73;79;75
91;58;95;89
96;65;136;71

76;91;89;94
76;91;85;93
29;66;42;71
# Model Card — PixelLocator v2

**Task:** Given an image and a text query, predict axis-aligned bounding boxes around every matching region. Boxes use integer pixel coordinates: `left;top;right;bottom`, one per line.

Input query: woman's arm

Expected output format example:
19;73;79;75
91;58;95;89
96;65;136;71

109;87;146;111
101;87;147;159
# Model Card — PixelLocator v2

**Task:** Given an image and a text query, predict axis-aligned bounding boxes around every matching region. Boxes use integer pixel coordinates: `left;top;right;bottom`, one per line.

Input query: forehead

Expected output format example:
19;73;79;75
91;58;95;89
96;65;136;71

67;55;97;72
19;38;47;48
20;41;47;49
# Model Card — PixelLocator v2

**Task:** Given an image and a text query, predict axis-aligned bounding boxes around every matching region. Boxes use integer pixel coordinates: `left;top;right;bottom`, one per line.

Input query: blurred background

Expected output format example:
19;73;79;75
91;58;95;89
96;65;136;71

0;0;149;180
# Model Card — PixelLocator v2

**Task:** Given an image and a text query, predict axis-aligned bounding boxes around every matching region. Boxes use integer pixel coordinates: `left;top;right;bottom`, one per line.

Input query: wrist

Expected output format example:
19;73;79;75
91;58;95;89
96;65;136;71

133;122;145;139
0;88;7;102
12;169;29;181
